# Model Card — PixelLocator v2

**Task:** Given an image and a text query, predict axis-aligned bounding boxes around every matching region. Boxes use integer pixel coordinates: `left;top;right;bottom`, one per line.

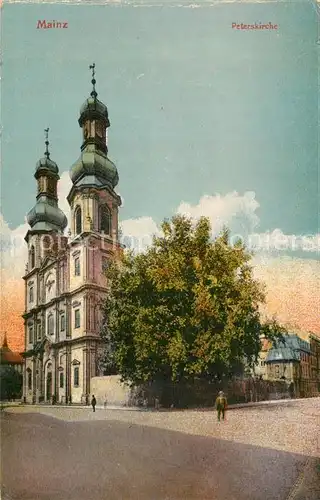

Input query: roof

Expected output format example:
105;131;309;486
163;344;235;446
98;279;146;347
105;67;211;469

266;334;311;363
0;337;23;365
0;350;23;365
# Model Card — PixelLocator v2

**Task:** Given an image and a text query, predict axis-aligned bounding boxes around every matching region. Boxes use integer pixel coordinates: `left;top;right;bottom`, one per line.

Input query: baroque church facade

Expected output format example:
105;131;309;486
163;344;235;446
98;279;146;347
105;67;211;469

22;67;121;404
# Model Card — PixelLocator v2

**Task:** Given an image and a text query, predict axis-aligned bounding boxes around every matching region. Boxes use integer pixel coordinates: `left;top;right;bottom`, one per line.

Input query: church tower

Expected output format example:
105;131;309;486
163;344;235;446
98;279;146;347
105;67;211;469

26;129;68;267
22;65;121;406
23;132;68;404
68;63;121;242
66;64;122;402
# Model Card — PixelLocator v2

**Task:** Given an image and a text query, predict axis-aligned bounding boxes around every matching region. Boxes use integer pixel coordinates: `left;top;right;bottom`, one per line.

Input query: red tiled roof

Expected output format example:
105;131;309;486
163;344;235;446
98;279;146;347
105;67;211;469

1;351;23;364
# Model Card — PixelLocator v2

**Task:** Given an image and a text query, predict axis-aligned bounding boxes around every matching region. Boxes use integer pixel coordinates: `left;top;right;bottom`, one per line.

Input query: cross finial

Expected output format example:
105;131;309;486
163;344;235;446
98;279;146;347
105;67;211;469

89;63;97;99
44;128;50;158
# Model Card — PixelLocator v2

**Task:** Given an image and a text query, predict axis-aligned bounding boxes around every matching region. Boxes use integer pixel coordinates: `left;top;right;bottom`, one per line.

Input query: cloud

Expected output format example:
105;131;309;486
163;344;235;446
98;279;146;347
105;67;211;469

177;191;260;235
121;192;319;255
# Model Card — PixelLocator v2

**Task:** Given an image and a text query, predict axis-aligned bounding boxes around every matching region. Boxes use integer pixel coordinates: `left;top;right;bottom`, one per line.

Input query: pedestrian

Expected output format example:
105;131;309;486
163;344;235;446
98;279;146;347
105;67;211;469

104;396;108;409
215;391;227;422
91;394;97;412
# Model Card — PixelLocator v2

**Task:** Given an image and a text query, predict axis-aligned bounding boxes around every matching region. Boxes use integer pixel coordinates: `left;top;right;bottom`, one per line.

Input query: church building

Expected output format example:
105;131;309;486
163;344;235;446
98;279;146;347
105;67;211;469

22;65;122;404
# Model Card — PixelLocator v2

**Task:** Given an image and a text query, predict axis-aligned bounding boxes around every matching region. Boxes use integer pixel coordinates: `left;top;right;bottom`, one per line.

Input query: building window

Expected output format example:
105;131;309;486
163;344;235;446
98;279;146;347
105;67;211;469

30;245;35;269
29;286;34;303
59;372;64;388
75;206;82;235
47;314;54;335
99;204;111;235
275;365;280;376
28;325;34;344
60;314;66;332
27;369;32;390
74;257;80;276
74;309;80;329
74;367;79;387
37;323;42;341
102;256;109;273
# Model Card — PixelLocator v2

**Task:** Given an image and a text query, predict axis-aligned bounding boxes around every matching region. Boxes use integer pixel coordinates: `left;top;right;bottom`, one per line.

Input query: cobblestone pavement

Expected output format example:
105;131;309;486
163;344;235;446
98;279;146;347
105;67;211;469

2;398;320;500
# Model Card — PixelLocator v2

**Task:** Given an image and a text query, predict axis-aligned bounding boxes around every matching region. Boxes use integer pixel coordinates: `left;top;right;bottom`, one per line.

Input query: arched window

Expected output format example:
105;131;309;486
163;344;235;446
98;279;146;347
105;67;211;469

47;314;54;335
30;245;35;269
99;204;111;235
75;206;82;235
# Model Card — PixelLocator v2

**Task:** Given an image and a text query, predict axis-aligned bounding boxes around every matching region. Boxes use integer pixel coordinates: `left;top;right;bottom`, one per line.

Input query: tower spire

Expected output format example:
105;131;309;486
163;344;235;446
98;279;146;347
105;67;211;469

2;332;8;349
44;128;50;159
89;63;97;100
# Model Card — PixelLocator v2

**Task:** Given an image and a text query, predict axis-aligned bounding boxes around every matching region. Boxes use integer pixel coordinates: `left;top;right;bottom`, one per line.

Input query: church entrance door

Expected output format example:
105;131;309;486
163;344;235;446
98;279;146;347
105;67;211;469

46;372;52;402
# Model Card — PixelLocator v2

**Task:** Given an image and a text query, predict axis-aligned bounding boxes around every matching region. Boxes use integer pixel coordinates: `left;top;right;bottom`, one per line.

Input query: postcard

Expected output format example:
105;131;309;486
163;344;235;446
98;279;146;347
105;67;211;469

1;1;319;499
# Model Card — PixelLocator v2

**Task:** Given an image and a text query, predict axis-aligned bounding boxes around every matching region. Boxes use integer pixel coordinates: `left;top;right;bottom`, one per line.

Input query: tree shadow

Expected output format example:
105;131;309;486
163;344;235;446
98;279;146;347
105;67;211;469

1;412;317;500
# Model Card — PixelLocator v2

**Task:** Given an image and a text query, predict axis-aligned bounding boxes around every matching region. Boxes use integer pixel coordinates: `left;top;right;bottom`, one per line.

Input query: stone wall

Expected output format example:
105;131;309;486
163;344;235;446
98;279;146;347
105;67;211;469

90;375;132;406
132;377;296;409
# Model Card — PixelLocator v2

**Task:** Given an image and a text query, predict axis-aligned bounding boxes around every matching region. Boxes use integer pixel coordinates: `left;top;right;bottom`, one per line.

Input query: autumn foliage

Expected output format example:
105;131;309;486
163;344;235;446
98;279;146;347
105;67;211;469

101;215;285;384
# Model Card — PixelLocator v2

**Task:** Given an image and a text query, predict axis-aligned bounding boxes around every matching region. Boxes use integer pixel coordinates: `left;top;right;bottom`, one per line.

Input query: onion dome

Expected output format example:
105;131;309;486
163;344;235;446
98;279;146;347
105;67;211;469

35;156;59;175
79;97;110;127
27;201;68;232
70;144;119;188
27;128;67;233
69;63;118;190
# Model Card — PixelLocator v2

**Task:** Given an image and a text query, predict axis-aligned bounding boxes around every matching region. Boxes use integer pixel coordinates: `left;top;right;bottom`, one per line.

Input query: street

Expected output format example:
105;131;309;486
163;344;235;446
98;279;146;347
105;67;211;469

1;398;320;500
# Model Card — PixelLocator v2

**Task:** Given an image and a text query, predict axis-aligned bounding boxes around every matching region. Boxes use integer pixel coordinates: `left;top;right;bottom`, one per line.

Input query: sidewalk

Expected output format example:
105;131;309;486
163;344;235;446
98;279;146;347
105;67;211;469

2;396;316;412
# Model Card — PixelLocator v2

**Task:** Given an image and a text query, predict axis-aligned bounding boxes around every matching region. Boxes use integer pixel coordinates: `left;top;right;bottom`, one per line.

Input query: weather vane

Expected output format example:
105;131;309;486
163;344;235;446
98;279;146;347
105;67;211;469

89;63;97;99
44;128;50;158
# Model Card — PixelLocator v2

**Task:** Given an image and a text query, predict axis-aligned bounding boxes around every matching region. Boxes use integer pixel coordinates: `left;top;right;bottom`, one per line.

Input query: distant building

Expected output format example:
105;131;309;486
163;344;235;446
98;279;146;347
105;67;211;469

0;334;23;374
251;336;271;379
265;334;315;397
0;334;23;400
309;334;320;396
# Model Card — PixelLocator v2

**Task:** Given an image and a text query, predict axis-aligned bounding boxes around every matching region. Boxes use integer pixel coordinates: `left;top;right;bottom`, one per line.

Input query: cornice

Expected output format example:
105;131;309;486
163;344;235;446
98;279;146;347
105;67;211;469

22;284;107;318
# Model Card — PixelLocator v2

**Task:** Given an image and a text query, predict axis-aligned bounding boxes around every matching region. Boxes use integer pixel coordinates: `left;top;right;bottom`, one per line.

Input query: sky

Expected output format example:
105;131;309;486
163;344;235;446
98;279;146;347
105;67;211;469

1;0;319;351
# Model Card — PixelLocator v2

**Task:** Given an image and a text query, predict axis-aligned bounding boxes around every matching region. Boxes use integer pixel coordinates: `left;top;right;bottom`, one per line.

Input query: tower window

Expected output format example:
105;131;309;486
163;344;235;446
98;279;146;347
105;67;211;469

74;367;80;387
47;314;54;335
30;245;35;269
28;325;34;344
59;372;64;388
60;314;66;332
29;286;34;303
99;204;111;235
75;206;82;235
74;257;80;276
74;309;80;329
47;177;56;197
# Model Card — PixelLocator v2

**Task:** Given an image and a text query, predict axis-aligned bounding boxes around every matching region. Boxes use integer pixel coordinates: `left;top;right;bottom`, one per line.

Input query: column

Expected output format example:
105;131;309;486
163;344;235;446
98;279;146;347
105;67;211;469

22;360;27;402
66;344;71;404
32;357;36;404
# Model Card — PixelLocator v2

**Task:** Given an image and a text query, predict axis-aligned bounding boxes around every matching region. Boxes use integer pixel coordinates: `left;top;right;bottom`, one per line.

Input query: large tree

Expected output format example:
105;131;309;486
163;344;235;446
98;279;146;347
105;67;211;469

101;215;284;385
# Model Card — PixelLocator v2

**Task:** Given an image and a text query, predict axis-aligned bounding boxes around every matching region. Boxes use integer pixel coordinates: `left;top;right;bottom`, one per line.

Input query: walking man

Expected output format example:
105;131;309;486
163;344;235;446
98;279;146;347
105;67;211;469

215;391;227;421
91;394;97;412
